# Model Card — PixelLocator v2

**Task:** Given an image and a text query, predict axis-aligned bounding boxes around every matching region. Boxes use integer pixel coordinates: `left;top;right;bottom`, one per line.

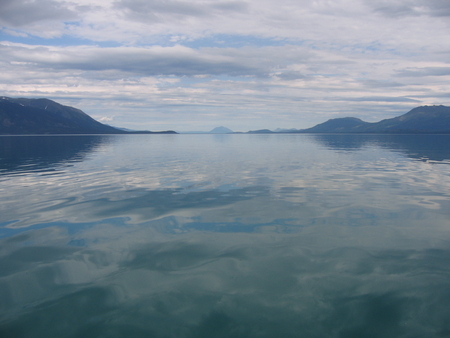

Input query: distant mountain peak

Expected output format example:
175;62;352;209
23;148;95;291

209;126;233;133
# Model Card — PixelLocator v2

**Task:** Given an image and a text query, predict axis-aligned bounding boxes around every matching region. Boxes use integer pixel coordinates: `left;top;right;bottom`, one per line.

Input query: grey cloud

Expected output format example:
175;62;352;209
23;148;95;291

349;96;420;103
0;0;78;27
415;92;450;99
395;67;450;77
1;44;259;77
200;45;314;78
115;0;249;22
417;0;450;16
211;1;249;12
362;79;405;88
84;53;257;77
368;0;450;17
369;1;417;17
272;71;306;80
115;0;206;22
2;44;315;78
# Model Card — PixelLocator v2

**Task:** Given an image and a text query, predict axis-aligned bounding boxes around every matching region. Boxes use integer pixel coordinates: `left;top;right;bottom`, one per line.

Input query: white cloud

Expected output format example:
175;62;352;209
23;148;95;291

95;115;115;122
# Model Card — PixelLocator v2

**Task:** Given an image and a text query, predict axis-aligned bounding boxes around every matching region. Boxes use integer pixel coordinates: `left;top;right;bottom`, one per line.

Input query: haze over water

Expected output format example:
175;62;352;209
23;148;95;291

1;134;450;338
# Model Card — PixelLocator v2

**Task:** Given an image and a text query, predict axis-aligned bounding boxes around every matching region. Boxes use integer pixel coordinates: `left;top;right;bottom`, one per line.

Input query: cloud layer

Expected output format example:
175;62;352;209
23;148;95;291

0;0;449;130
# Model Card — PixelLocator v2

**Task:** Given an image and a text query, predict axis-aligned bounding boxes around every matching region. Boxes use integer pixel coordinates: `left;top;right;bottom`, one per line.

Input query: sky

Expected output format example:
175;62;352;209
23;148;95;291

0;0;449;132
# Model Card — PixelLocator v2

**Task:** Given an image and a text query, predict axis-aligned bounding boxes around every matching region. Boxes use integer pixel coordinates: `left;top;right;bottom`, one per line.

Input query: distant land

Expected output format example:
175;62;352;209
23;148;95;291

0;97;176;135
180;126;234;134
249;105;450;134
1;97;449;135
209;126;234;134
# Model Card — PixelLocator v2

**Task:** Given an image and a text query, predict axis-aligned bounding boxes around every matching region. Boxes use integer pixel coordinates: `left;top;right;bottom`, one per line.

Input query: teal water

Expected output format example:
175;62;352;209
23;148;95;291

1;134;450;337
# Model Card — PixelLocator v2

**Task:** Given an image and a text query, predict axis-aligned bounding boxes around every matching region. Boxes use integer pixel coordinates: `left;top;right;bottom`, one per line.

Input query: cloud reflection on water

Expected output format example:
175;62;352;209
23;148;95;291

1;218;450;337
1;134;450;337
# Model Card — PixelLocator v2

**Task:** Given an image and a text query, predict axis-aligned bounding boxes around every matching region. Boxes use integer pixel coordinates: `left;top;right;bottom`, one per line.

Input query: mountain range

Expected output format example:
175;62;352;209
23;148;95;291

1;97;449;135
264;105;450;134
0;97;176;135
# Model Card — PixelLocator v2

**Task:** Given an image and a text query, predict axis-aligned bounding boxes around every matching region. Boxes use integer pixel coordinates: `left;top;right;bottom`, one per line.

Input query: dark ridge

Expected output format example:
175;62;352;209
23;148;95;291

0;97;176;135
290;105;450;134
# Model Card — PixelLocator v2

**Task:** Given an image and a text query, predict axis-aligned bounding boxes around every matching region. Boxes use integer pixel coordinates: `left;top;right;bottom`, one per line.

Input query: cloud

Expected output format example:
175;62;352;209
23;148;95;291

0;0;78;27
395;67;450;77
1;0;449;47
367;0;450;18
1;28;28;37
0;0;449;130
96;115;115;122
1;38;448;131
114;0;207;22
114;0;249;21
0;42;316;78
124;0;203;16
342;96;420;103
361;79;405;88
272;71;306;81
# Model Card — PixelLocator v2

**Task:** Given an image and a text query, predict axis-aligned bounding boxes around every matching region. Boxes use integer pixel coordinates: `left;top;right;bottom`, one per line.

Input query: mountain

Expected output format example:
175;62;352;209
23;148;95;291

178;126;234;134
209;126;233;134
363;105;450;133
295;105;450;134
301;117;369;133
247;129;274;134
0;97;176;135
274;128;300;133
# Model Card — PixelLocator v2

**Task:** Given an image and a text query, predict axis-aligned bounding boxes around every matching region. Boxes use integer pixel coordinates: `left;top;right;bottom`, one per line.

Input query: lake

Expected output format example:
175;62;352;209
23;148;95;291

1;133;450;338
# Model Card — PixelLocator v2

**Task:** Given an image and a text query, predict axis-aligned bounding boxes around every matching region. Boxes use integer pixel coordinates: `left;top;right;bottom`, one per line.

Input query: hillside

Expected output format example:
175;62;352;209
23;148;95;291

0;97;176;135
363;105;450;133
301;117;369;133
296;105;450;134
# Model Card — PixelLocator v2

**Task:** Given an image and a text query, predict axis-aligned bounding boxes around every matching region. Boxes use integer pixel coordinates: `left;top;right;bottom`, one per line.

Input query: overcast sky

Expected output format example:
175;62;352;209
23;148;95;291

1;0;449;131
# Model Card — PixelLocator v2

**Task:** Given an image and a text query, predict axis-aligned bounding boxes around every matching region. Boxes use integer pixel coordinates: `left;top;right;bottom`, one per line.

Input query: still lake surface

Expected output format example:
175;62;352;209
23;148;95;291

1;133;450;337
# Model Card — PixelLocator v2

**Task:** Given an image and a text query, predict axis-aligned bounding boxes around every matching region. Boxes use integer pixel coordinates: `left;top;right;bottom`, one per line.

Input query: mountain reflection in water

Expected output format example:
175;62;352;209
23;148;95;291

312;133;450;162
0;135;114;175
0;134;450;338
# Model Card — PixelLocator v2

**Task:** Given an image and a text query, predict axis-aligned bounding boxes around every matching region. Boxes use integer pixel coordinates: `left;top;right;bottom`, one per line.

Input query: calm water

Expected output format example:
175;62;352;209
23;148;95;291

1;134;450;338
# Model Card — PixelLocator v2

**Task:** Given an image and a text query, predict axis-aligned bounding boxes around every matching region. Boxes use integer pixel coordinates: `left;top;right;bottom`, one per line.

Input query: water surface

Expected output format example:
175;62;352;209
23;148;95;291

1;134;450;337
